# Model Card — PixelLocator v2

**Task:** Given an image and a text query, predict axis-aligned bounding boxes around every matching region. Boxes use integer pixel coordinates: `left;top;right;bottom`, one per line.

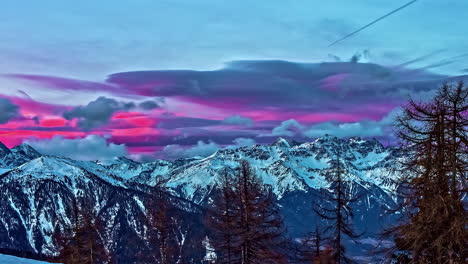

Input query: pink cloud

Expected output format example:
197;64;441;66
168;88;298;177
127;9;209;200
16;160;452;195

1;95;71;116
320;73;350;91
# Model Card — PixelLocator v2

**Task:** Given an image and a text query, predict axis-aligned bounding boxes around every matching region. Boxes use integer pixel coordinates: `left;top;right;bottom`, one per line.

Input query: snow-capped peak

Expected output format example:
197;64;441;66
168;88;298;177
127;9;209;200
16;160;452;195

313;134;341;144
0;143;41;168
271;137;294;148
15;156;88;179
11;144;41;158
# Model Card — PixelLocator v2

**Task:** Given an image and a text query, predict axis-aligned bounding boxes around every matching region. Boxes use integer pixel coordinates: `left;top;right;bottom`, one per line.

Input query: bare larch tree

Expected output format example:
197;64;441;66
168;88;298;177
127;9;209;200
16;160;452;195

314;154;361;264
390;82;467;263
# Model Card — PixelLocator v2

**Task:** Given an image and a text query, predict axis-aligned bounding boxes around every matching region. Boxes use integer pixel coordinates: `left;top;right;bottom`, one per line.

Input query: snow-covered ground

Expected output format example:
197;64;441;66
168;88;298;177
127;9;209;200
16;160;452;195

0;254;55;264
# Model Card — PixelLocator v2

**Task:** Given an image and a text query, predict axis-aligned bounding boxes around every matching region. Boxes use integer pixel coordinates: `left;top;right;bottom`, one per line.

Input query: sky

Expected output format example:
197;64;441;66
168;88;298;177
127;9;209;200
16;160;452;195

0;0;467;161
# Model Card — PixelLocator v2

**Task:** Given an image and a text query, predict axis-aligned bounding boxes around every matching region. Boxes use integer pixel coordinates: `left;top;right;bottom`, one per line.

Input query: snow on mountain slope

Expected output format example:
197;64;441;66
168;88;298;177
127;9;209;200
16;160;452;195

0;155;206;262
0;143;41;169
0;136;404;203
132;136;405;203
104;157;173;181
0;254;55;264
0;136;406;263
3;156;126;188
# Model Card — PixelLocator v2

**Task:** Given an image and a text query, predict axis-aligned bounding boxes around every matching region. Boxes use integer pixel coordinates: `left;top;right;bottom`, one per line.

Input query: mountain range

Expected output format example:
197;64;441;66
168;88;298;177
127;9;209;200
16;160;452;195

0;135;407;263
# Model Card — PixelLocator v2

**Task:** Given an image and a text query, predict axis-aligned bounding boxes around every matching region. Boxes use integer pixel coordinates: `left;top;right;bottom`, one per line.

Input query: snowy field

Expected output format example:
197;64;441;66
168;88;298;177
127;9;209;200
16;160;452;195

0;254;55;264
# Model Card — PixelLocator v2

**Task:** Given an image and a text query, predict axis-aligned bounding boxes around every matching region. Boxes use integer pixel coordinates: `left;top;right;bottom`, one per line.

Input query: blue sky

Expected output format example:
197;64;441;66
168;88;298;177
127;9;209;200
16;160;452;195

1;0;467;79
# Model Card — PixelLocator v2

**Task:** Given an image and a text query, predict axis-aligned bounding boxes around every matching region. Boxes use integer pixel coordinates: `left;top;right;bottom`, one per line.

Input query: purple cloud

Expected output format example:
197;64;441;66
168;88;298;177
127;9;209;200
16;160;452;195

4;74;119;94
105;61;454;115
0;98;20;124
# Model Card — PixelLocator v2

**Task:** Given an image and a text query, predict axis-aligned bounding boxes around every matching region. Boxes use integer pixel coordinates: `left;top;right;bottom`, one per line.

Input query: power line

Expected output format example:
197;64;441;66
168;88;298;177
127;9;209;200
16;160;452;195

328;0;419;47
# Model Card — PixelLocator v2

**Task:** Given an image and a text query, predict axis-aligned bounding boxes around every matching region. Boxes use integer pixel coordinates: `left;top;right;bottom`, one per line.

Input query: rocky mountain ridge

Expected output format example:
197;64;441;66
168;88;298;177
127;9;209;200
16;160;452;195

0;136;406;263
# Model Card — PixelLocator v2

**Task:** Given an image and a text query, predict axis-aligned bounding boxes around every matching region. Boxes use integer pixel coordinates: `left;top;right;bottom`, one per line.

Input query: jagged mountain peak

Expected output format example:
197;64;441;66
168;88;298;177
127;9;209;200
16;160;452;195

0;141;11;157
0;136;404;262
0;136;401;194
347;136;382;147
136;136;403;202
0;142;41;168
15;156;86;177
116;156;139;164
4;156;127;188
347;137;385;154
312;134;342;145
98;156;140;166
11;143;41;158
271;137;294;148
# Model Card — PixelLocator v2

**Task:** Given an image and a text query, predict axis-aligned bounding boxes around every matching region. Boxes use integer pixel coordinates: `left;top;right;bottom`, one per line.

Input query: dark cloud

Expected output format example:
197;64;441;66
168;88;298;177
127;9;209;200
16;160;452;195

63;96;134;131
350;53;362;63
7;60;467;151
139;100;160;110
0;98;19;124
106;61;455;114
32;116;40;124
8;61;462;117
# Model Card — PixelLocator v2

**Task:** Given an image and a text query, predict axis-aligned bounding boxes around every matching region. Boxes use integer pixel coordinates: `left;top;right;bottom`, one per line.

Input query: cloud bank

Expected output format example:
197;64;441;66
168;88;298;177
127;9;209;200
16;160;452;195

2;60;466;159
158;137;257;160
25;135;128;161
